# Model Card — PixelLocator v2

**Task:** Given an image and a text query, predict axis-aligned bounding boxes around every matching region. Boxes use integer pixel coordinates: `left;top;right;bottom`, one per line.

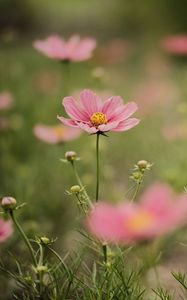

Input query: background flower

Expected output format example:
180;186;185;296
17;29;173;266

33;124;81;144
33;35;96;62
87;183;187;243
0;219;13;242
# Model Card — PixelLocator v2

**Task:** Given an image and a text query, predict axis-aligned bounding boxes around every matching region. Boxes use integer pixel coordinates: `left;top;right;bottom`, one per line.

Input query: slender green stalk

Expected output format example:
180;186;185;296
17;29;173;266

9;211;37;267
96;133;100;202
47;246;70;276
71;161;93;208
132;181;141;201
102;244;107;264
95;134;108;264
38;244;44;294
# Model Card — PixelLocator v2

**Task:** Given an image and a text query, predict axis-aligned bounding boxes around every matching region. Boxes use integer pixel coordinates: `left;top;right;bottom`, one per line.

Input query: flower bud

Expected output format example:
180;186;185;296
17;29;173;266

40;236;50;245
131;172;142;181
34;265;48;274
1;197;17;211
65;151;77;162
136;160;152;172
70;185;81;194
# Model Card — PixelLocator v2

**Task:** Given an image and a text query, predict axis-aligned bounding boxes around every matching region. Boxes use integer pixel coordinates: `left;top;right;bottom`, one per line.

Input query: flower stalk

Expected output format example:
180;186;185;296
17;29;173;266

9;210;37;267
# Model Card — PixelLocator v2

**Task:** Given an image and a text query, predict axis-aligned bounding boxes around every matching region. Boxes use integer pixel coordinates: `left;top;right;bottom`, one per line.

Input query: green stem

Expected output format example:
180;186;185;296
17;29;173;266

96;133;100;202
102;243;107;264
71;161;93;208
38;244;44;294
132;181;141;201
47;246;70;276
9;211;37;267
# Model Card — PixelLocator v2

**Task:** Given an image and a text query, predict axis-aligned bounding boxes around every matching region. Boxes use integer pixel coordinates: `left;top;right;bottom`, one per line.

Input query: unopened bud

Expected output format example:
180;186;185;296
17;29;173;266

34;265;48;273
136;160;152;172
65;151;77;162
70;185;81;194
132;172;142;180
1;197;17;211
40;236;50;245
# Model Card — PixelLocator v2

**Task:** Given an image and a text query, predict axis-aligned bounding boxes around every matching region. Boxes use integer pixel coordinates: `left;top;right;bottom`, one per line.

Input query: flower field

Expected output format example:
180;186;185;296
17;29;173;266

1;1;187;299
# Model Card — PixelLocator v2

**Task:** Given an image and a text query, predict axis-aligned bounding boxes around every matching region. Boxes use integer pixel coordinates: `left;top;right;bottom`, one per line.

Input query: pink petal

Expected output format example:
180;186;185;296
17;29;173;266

98;121;119;132
102;96;123;116
63;96;89;121
140;183;174;214
0;219;13;242
33;35;66;60
57;116;79;127
112;118;140;132
109;102;138;122
70;38;97;61
87;203;127;242
78;122;98;134
80;89;102;116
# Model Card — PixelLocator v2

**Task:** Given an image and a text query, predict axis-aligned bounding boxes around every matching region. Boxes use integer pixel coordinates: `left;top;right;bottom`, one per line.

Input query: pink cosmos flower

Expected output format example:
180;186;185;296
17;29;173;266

0;92;13;110
33;124;81;144
33;35;96;62
87;183;187;243
58;89;139;134
0;219;13;242
161;35;187;55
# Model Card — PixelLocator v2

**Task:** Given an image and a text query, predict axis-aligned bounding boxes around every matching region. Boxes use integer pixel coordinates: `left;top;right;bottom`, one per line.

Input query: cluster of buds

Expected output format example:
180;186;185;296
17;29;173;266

61;151;80;163
130;160;152;183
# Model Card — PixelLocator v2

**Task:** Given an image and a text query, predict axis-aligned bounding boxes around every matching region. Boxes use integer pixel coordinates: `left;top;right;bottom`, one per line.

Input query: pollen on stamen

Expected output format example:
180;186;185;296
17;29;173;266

90;112;108;126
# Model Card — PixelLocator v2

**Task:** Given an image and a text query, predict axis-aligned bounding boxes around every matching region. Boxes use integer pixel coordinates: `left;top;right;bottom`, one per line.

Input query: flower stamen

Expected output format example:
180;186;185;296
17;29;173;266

90;112;107;126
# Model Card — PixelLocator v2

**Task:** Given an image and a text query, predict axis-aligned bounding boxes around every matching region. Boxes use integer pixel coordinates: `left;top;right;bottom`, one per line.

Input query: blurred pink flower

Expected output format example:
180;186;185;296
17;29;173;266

0;92;13;110
33;35;96;62
0;219;13;242
162;35;187;55
133;80;178;116
87;183;187;243
97;39;130;65
33;124;81;144
58;89;139;134
162;123;187;141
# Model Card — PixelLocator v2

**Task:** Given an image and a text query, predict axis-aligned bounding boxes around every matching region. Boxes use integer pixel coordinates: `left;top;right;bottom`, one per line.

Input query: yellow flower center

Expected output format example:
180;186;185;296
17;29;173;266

90;112;108;126
54;126;64;138
127;211;154;232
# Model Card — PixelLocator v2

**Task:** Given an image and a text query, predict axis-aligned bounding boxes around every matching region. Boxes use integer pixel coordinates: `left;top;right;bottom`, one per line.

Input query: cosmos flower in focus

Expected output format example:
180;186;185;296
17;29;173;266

33;124;81;144
33;35;96;62
58;89;139;134
0;219;13;242
87;183;187;243
161;35;187;56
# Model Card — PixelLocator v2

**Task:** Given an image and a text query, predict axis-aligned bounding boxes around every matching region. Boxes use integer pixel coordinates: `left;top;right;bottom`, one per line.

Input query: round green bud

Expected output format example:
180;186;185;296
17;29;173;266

1;197;17;211
34;265;48;273
40;236;50;245
70;185;81;193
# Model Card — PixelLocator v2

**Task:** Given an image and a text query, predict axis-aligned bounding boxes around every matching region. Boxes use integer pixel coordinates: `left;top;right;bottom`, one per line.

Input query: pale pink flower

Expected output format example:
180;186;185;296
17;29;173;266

0;219;13;242
0;92;13;110
87;183;187;243
58;89;139;134
33;35;96;62
33;124;81;144
162;35;187;55
162;123;187;141
98;39;130;65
